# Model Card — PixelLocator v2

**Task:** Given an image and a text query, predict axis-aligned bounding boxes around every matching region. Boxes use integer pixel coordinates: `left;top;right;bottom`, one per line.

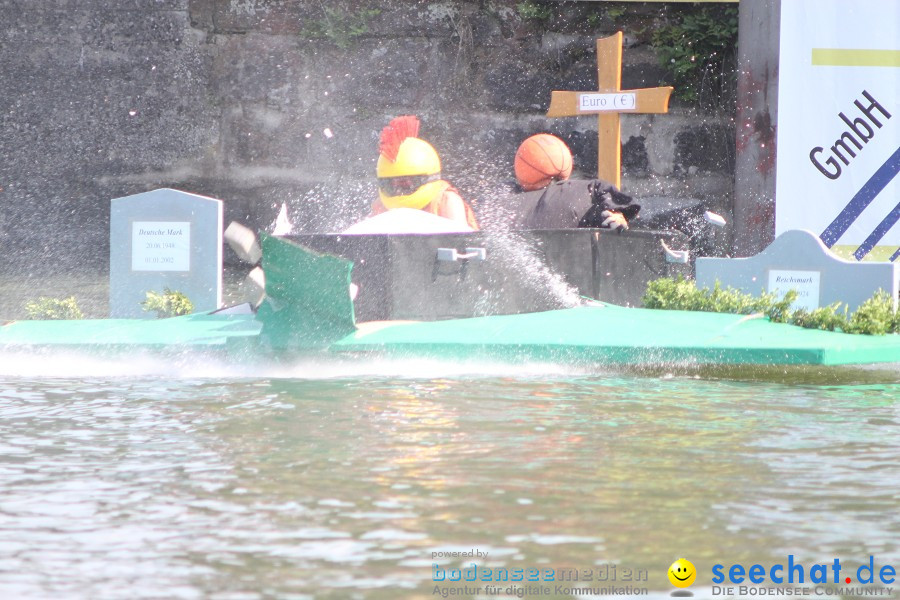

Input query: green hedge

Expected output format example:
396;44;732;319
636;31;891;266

141;288;194;319
642;277;900;335
24;296;84;320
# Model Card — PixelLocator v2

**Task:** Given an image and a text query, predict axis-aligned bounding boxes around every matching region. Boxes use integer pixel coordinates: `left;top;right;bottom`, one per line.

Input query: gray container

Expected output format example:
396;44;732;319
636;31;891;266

289;228;690;321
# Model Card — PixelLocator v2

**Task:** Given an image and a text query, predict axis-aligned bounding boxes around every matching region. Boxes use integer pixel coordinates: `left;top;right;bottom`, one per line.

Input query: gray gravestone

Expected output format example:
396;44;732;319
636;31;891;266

110;188;223;318
696;229;898;313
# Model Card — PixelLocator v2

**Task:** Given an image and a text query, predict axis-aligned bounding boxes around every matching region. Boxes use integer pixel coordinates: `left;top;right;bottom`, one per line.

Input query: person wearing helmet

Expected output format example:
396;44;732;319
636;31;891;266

369;116;479;230
502;133;637;232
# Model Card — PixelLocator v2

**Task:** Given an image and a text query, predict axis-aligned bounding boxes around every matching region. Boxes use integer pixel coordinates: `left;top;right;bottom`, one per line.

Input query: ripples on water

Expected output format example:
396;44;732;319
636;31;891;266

0;352;899;599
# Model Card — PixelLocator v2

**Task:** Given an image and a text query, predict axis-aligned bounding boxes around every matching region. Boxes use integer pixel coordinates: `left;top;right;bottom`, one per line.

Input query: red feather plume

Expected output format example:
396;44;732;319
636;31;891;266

379;115;420;162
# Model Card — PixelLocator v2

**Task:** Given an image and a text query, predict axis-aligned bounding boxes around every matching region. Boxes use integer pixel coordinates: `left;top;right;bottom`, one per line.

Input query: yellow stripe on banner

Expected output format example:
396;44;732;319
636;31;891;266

812;48;900;67
831;245;896;262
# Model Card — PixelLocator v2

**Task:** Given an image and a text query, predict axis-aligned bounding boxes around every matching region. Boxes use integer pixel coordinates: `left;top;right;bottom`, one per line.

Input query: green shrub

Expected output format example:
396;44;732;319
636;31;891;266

606;6;627;21
24;296;84;320
845;291;895;335
790;303;847;332
893;304;900;334
301;7;381;49
643;277;784;316
141;288;194;319
516;0;553;22
642;277;899;335
652;5;739;106
765;290;797;324
642;275;697;310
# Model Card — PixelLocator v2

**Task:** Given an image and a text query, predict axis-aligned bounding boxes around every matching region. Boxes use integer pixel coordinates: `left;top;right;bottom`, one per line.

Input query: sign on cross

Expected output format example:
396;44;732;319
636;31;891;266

546;32;673;188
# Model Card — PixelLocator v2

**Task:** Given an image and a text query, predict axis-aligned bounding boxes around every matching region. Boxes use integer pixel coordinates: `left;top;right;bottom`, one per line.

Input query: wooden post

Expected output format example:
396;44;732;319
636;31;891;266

546;32;673;188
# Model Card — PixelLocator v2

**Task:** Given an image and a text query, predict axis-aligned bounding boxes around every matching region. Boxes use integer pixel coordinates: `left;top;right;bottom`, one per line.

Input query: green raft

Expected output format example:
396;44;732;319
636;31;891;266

2;233;899;369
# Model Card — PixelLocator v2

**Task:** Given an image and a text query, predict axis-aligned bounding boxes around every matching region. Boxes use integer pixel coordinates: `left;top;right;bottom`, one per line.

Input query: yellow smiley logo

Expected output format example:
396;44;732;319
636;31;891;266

668;558;696;588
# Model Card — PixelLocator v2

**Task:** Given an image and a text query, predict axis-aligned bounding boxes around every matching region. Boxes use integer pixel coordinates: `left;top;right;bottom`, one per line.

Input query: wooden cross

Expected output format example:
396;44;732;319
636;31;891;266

546;32;673;189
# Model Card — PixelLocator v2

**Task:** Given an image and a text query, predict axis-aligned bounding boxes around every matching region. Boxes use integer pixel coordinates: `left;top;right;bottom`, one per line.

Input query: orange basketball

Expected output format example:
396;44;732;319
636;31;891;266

514;133;573;191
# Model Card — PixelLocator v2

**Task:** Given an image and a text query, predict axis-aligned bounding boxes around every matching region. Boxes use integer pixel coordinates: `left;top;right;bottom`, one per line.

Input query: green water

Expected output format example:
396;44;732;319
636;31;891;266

1;358;899;599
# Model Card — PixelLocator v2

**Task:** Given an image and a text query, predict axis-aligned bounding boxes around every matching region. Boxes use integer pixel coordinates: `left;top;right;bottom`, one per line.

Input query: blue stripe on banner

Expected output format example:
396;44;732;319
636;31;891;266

854;203;900;260
820;145;900;247
890;248;900;262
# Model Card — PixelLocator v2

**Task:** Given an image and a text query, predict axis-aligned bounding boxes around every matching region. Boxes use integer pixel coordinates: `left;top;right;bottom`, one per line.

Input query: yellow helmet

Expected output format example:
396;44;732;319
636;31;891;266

377;137;443;210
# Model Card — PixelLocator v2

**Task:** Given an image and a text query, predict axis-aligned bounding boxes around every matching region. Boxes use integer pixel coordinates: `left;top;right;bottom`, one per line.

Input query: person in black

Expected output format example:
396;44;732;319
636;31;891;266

506;177;640;231
485;133;641;231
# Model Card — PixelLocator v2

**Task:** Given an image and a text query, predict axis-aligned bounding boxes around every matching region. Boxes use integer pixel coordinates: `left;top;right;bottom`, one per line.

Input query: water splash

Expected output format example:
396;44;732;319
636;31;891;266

277;177;376;235
271;202;292;235
467;155;584;309
0;350;588;380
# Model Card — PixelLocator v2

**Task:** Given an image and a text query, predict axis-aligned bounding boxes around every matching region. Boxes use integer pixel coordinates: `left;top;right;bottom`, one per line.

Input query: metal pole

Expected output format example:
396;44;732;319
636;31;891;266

733;0;781;256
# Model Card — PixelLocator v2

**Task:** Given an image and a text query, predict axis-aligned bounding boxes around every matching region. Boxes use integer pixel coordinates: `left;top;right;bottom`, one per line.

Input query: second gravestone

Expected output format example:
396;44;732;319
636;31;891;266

696;229;898;313
110;188;223;318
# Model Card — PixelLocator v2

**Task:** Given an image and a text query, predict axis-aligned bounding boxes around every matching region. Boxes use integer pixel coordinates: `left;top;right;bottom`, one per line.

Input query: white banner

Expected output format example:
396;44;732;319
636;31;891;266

776;0;900;261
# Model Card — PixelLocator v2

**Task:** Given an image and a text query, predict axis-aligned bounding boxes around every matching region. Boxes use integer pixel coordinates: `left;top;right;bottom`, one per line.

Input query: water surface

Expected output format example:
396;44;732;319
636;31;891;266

1;356;899;599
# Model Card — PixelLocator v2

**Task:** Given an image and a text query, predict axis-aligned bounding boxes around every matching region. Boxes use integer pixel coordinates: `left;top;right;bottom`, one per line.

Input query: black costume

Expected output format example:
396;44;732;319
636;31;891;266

508;179;641;230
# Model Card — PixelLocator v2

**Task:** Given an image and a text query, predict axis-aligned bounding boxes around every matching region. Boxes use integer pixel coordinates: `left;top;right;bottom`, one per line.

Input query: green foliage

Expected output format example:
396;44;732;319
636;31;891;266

583;2;628;30
643;277;785;316
651;5;739;106
790;303;847;332
642;277;900;336
24;296;84;320
606;6;627;21
141;288;194;319
516;1;553;22
845;291;897;335
766;290;798;324
642;274;696;310
301;7;381;49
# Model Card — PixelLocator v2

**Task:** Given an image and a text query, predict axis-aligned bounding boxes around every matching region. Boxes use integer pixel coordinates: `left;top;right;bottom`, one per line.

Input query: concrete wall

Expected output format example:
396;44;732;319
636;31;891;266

0;0;737;273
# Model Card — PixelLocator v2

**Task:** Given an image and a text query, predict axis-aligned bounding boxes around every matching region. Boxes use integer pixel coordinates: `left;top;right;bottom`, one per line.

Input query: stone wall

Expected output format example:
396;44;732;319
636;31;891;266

0;0;736;272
